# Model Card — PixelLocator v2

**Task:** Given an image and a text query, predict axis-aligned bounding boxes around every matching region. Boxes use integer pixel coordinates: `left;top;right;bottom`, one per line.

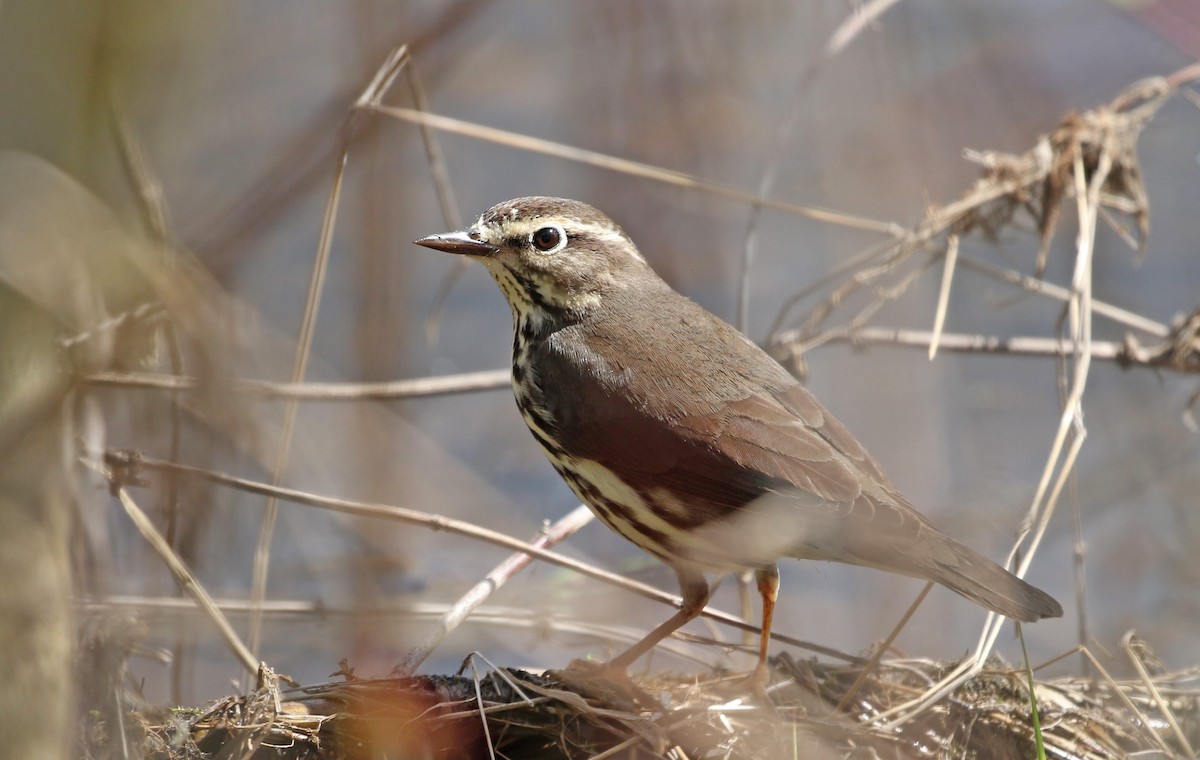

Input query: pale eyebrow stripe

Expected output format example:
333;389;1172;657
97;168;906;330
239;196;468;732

486;219;644;262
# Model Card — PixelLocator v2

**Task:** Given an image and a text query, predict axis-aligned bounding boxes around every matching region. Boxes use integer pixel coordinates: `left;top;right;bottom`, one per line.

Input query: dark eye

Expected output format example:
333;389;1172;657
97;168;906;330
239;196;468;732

531;226;564;252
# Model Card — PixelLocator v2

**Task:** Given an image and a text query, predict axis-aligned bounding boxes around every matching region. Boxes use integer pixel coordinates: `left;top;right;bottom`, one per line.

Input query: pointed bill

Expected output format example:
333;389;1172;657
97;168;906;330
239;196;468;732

413;230;498;257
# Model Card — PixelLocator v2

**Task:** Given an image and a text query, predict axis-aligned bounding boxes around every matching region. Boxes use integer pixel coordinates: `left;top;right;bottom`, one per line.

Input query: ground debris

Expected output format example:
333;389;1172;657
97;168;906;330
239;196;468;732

112;653;1200;760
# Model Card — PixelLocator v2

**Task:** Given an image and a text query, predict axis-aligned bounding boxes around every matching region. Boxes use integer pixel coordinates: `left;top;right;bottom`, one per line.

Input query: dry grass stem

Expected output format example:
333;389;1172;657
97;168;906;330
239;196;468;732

110;89;173;243
835;582;932;712
1080;646;1179;757
366;104;900;236
928;234;958;360
1122;633;1198;758
246;130;351;668
365;45;474;344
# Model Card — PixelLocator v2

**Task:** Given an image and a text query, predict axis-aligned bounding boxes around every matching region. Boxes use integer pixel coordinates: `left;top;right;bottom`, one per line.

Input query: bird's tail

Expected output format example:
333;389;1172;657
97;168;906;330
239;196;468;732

704;489;1063;621
924;539;1062;622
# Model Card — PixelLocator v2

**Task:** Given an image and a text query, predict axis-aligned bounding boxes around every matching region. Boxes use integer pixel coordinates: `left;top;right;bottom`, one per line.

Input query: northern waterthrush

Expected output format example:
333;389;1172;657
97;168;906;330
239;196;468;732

416;196;1061;680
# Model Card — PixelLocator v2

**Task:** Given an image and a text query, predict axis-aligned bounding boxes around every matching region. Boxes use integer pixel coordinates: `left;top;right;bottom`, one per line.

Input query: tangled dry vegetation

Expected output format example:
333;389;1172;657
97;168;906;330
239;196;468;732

768;67;1200;386
118;650;1200;759
76;63;1200;760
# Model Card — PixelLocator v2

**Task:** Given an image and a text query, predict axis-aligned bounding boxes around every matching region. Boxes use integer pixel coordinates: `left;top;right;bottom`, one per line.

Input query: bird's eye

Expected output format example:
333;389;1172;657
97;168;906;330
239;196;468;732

530;225;565;252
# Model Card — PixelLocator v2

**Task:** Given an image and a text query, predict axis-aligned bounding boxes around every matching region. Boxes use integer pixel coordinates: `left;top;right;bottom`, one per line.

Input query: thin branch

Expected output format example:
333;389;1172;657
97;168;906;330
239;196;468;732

82;368;512;399
78;595;721;667
887;116;1115;730
364;105;901;237
826;0;905;56
353;44;409;111
876;72;1145;731
386;49;474;345
772;62;1199;352
83;458;259;675
397;505;595;675
778;326;1199;373
247;121;352;665
955;256;1169;338
123;453;859;664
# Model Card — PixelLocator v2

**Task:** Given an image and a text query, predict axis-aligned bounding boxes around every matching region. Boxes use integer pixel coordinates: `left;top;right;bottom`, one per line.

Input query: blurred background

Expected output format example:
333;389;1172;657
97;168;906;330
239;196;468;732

1;0;1198;729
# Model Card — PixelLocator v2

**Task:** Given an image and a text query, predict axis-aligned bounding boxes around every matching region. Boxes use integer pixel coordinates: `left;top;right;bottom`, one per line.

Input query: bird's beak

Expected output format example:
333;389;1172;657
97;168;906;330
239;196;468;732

413;230;498;257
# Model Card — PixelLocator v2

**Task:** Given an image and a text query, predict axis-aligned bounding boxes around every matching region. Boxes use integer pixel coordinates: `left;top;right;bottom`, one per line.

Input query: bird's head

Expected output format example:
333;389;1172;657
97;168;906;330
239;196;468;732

415;196;652;323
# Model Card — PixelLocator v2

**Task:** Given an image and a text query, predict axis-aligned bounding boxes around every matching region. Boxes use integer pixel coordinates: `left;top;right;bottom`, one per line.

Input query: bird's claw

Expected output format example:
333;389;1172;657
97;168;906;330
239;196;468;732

547;659;662;712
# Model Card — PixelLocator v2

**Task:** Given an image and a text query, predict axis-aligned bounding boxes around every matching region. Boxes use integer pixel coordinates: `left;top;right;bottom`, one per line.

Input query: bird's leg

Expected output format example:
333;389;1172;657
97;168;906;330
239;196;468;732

605;568;711;674
751;563;780;687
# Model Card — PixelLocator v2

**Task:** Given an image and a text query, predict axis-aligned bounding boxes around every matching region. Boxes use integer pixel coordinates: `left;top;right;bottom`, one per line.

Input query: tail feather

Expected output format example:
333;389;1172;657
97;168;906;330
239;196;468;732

927;542;1062;622
712;489;1062;620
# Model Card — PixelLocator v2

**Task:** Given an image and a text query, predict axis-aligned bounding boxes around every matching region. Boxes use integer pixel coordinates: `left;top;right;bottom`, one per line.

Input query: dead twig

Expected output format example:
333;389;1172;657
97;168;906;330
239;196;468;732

82;368;512;399
121;452;859;665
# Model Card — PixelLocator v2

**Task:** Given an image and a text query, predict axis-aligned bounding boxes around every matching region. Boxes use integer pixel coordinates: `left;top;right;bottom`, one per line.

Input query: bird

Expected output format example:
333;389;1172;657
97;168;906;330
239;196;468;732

415;196;1061;683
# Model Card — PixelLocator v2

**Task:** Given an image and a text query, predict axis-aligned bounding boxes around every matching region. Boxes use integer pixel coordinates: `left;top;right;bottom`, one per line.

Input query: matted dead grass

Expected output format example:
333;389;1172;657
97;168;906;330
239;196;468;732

121;649;1199;760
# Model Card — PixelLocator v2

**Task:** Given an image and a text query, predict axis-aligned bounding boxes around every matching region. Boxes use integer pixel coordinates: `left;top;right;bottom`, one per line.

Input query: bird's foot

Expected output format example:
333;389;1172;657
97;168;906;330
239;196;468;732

744;660;776;707
546;659;661;712
705;661;776;708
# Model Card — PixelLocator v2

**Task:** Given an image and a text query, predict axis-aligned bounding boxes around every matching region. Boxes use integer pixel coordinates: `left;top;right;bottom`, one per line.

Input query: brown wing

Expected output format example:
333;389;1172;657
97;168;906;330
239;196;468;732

533;292;905;537
529;290;1061;621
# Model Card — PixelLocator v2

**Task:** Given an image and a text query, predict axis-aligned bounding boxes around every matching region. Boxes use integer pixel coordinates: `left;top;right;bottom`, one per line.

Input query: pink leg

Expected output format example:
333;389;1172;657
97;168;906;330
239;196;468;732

751;563;780;685
607;568;710;672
